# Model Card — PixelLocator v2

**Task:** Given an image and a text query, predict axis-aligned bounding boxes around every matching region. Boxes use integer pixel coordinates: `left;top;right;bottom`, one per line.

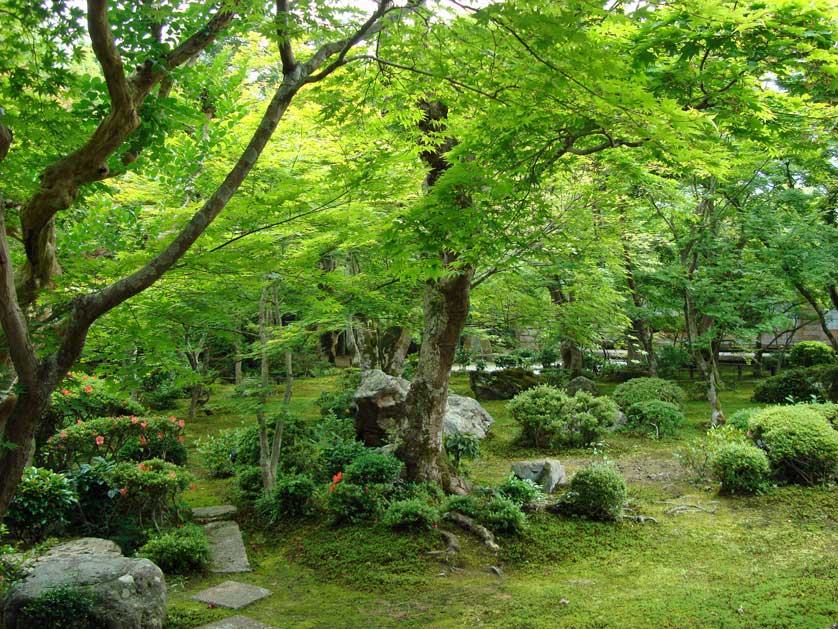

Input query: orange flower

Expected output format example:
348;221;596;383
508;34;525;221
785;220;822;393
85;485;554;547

61;389;71;396
138;463;150;472
332;471;343;484
168;472;177;479
169;416;177;423
84;385;93;393
178;419;186;428
157;432;164;440
140;421;148;428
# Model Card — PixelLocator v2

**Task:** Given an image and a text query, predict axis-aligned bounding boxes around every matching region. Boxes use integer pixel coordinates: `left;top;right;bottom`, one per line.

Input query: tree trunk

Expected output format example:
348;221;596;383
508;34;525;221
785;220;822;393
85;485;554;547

400;270;473;487
560;341;583;372
684;290;725;425
380;326;412;376
794;281;838;352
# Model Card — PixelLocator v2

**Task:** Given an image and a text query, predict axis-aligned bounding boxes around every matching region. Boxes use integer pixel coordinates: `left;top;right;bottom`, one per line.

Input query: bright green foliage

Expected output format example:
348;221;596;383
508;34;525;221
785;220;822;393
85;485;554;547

711;442;771;495
557;463;627;522
788;342;836;368
18;586;99;629
196;428;241;478
443;494;483;520
444;432;480;471
137;524;210;574
106;459;192;528
256;475;317;523
480;496;527;535
40;415;186;470
4;467;77;542
320;441;368;481
612;378;686;411
509;385;619;448
47;373;145;426
748;406;838;485
675;425;750;481
233;466;263;507
326;482;384;525
810;403;838;429
727;408;759;431
655;346;692;379
625;400;684;438
497;474;545;506
382;499;440;531
315;369;362;420
344;452;404;485
753;368;824;403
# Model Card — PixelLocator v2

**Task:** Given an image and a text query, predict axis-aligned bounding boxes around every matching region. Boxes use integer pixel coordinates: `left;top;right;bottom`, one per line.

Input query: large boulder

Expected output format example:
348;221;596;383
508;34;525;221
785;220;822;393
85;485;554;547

444;394;494;439
511;459;567;493
354;369;494;446
469;368;540;401
565;376;599;396
3;538;166;629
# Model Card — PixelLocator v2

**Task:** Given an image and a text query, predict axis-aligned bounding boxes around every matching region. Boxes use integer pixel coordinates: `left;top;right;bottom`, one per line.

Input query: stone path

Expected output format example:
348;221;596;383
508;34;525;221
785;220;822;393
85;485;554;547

197;616;277;629
191;581;271;610
193;505;238;523
205;519;251;573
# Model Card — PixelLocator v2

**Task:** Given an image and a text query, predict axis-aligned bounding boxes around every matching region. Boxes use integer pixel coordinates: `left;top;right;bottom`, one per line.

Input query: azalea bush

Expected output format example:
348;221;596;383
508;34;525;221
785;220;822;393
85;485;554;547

196;428;242;478
137;524;210;574
39;415;187;470
326;481;385;524
105;459;193;529
344;451;404;485
4;467;78;543
47;372;145;426
255;474;317;523
612;377;686;411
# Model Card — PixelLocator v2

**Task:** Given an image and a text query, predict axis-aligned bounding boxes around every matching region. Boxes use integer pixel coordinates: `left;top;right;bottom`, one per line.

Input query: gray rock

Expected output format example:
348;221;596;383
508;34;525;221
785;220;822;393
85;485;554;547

354;369;494;446
565;376;599;396
40;537;123;560
190;581;271;610
198;615;277;629
193;505;238;523
205;521;251;574
511;459;567;493
3;555;166;629
444;394;494;439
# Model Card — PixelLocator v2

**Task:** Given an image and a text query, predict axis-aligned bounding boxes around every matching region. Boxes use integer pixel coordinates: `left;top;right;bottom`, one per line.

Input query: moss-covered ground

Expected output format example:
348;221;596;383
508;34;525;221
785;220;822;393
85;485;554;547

165;373;838;628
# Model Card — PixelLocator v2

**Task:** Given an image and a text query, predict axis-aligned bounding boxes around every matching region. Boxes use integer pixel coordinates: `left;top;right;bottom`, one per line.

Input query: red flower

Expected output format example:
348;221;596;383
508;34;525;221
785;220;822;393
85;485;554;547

119;487;127;496
329;484;336;493
178;419;186;428
60;431;68;439
139;435;148;446
84;385;93;393
61;389;71;396
332;471;343;484
95;435;105;446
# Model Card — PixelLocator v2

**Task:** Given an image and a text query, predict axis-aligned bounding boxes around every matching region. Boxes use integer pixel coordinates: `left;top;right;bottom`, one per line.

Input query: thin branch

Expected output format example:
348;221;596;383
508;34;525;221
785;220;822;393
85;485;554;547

87;0;131;111
276;0;297;75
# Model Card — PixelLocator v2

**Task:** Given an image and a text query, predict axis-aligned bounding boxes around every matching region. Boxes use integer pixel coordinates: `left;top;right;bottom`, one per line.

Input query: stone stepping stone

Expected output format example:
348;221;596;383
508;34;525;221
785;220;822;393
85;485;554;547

190;581;271;610
205;521;251;573
193;505;238;523
197;614;276;628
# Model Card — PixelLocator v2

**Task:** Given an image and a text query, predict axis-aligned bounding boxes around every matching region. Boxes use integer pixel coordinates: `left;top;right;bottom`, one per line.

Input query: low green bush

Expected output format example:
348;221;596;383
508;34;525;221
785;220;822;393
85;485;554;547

727;408;758;431
233;412;318;475
625;400;684;438
752;365;838;404
137;523;210;574
443;494;483;519
810;402;838;429
480;495;527;534
18;585;99;629
196;428;241;478
444;432;481;471
255;474;317;523
497;474;544;505
674;425;749;481
556;463;627;522
326;481;384;524
320;440;368;480
233;465;264;506
612;377;685;411
711;441;771;495
508;385;619;448
344;451;403;485
106;458;193;528
382;499;440;530
748;405;838;485
5;467;77;543
788;341;836;368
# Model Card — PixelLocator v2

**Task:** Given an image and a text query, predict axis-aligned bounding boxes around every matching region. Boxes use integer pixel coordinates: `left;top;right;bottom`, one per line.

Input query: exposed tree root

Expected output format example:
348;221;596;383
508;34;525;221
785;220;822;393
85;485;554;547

443;512;500;552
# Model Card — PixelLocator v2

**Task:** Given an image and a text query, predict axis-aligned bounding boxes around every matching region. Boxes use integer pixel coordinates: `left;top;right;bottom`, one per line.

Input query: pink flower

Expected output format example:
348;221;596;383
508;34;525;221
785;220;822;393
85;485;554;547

84;385;93;393
178;419;185;428
139;435;148;446
76;419;83;425
95;435;104;446
60;431;68;439
130;416;139;424
169;416;177;423
119;488;127;496
61;389;71;396
138;463;150;472
140;421;148;428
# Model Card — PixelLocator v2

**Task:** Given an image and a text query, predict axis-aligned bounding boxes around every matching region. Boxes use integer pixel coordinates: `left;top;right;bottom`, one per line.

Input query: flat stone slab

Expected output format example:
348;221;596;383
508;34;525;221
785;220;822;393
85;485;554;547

190;581;271;610
193;505;238;523
205;520;251;573
198;615;276;629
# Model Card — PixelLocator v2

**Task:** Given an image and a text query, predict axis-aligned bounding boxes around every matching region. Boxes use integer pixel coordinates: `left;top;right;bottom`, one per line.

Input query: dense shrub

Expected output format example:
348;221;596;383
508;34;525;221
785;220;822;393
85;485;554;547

5;467;77;542
497;474;544;505
788;341;836;368
612;377;685;410
443;494;484;519
18;585;99;629
344;451;403;485
233;465;264;506
48;373;145;425
40;415;186;470
386;481;445;505
675;425;749;481
480;496;527;534
539;368;572;388
727;408;758;431
139;369;186;410
137;524;210;574
655;345;692;379
556;463;626;521
106;458;193;528
326;481;384;524
320;440;368;480
255;474;317;523
624;400;684;438
382;499;440;530
538;348;558;368
810;402;838;429
196;428;241;478
494;354;517;368
233;412;317;474
748;406;838;485
509;385;619;448
315;368;362;419
752;365;838;404
710;441;770;495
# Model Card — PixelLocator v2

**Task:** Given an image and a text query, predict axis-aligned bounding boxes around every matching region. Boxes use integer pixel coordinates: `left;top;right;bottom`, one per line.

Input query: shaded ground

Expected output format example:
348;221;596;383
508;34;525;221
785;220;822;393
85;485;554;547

165;373;838;629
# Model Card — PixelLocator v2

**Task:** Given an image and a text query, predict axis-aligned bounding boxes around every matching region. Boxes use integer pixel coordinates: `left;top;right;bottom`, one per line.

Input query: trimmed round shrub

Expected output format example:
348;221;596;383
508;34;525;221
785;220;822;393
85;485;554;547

479;496;527;534
752;365;838;404
748;405;838;484
727;408;758;431
711;442;771;495
557;463;627;522
106;459;193;528
443;494;484;519
137;523;210;574
497;474;544;505
382;499;440;530
326;481;384;524
810;402;838;429
508;385;619;448
321;440;368;480
625;400;684;438
255;474;317;523
5;467;78;543
344;451;403;485
18;585;99;629
612;377;685;411
788;341;836;368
